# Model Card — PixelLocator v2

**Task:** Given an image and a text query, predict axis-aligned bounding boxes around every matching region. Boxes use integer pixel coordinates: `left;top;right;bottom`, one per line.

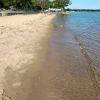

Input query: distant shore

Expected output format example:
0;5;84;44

0;10;71;16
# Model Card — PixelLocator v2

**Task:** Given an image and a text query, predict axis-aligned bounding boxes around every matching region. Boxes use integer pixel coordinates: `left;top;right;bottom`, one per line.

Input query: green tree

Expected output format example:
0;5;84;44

51;0;71;11
0;0;4;8
1;0;71;10
13;0;33;9
34;0;49;10
3;0;11;6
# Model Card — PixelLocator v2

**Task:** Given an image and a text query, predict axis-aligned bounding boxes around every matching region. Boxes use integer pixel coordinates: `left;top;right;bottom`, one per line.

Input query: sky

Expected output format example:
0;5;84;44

68;0;100;9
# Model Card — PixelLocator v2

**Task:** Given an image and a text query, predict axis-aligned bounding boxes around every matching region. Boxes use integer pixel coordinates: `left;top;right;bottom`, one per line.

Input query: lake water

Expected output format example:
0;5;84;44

55;12;100;69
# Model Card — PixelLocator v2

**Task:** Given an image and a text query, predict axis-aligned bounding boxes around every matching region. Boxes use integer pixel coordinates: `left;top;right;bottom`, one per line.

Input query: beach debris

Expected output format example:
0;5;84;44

0;89;12;100
80;46;83;50
0;89;3;100
60;25;63;27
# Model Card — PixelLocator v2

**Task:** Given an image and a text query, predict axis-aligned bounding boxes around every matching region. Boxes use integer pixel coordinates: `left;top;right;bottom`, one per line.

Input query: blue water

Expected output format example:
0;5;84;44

55;12;100;68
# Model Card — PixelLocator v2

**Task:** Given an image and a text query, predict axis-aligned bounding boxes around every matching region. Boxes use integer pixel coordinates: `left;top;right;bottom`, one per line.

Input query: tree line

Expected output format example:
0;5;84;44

0;0;71;11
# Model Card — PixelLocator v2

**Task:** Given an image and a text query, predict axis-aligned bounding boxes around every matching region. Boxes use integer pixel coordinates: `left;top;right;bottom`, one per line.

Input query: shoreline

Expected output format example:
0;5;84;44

0;12;100;100
46;15;99;100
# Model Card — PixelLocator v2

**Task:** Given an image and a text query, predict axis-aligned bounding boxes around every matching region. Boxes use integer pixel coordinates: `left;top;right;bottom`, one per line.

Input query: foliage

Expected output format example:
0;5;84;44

50;0;71;10
0;0;71;10
0;0;4;8
33;0;49;10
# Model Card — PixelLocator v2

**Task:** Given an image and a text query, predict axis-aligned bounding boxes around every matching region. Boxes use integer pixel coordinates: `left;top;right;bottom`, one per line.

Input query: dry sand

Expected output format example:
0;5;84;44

0;14;55;100
0;13;99;100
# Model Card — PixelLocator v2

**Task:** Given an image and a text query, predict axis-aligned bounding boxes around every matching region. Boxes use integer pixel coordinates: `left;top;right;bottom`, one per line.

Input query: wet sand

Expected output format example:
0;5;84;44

27;27;98;100
0;14;99;100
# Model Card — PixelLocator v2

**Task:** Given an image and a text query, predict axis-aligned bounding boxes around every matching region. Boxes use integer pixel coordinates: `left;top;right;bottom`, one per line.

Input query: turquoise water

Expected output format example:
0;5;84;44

55;12;100;68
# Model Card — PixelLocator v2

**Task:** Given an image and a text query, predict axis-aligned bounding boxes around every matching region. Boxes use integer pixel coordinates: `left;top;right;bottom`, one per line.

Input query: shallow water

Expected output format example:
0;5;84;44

55;12;100;69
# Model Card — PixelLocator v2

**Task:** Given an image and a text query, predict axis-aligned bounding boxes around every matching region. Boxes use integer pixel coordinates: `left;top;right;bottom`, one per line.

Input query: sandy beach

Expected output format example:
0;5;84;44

0;14;55;100
0;13;100;100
